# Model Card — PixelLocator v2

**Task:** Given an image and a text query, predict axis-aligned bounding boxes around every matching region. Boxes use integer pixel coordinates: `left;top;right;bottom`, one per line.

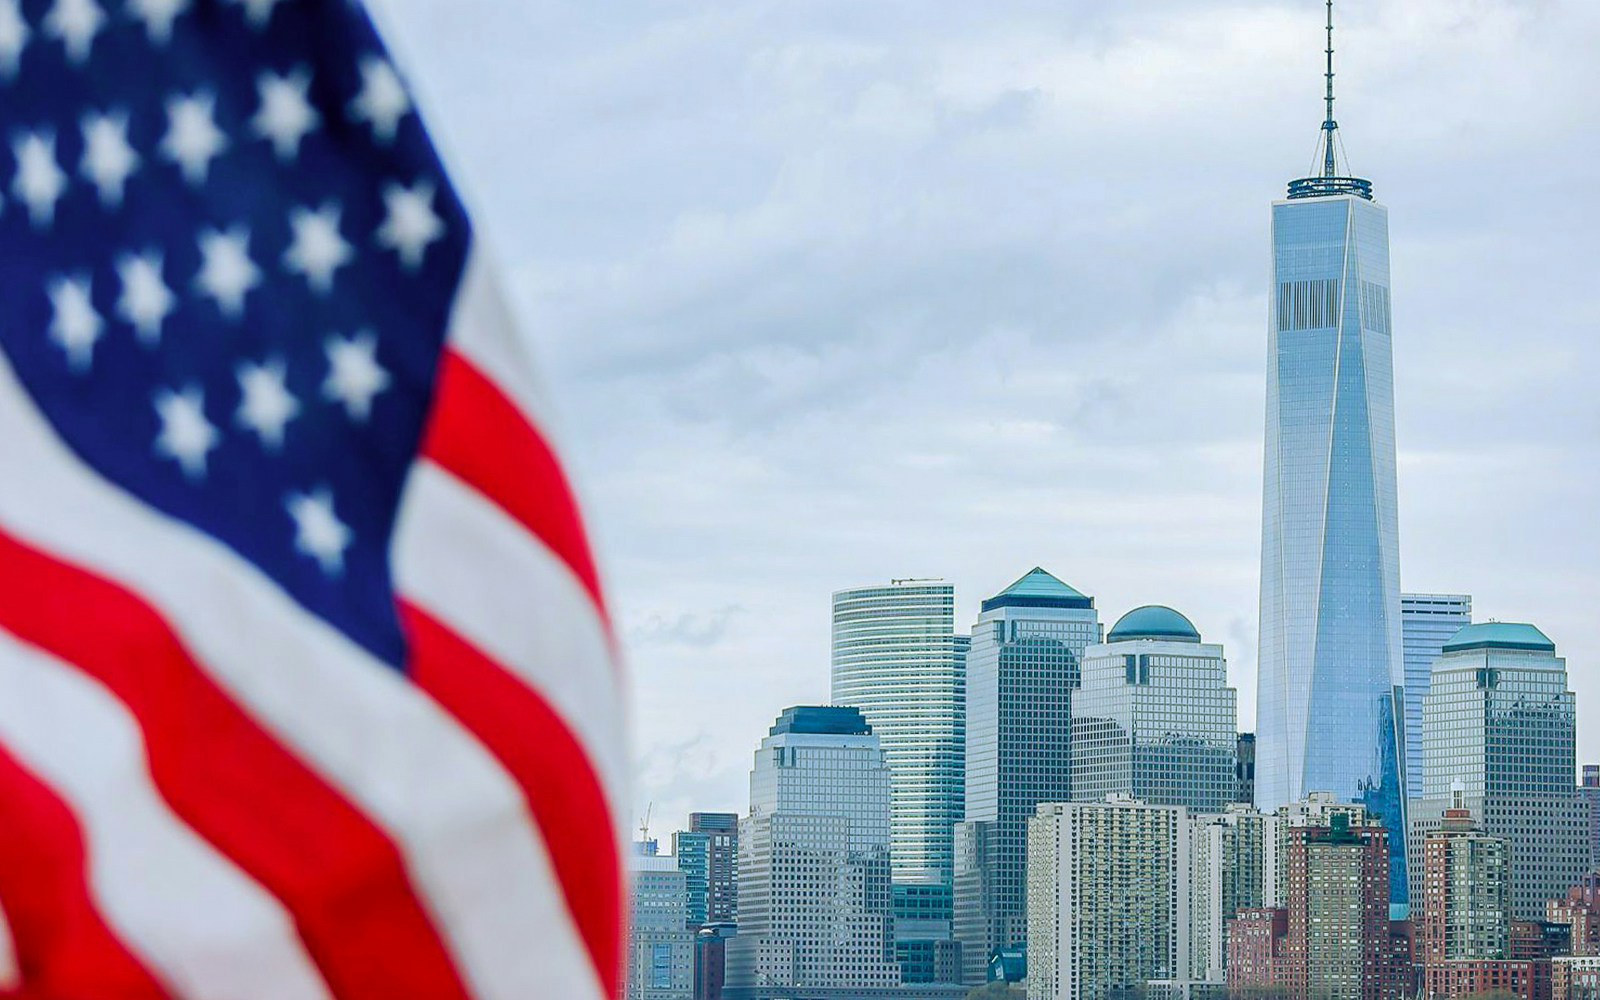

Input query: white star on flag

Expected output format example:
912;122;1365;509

12;131;68;229
286;487;351;575
152;385;219;480
161;92;229;185
236;358;300;449
376;180;445;271
80;111;141;206
47;274;102;371
227;0;285;30
283;203;353;294
322;332;389;421
195;226;261;318
349;57;410;144
115;250;176;344
0;0;28;78
252;68;320;161
43;0;103;64
127;0;189;44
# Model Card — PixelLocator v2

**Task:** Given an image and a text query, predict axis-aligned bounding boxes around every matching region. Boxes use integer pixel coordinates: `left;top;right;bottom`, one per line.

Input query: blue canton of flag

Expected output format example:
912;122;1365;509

0;0;470;666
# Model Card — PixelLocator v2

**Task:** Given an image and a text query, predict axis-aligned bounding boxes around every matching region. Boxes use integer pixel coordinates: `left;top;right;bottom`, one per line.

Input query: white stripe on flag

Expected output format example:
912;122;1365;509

445;251;561;435
0;352;604;998
395;459;626;807
0;628;332;1000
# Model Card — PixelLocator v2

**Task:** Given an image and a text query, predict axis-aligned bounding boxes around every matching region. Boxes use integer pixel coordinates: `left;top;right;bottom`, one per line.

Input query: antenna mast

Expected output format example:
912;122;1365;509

1322;0;1337;178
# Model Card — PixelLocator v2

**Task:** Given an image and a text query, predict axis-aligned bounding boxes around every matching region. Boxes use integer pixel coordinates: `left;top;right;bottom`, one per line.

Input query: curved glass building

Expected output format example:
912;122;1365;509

831;580;965;888
1255;5;1408;908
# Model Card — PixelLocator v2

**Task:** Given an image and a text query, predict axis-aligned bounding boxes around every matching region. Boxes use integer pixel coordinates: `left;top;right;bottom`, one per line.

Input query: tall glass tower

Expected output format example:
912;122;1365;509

831;580;964;889
1254;2;1408;907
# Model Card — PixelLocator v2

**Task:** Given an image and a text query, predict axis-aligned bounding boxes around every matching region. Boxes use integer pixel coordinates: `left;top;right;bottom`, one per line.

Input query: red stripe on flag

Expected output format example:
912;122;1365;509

402;601;623;999
0;528;473;1000
421;350;610;626
0;738;170;999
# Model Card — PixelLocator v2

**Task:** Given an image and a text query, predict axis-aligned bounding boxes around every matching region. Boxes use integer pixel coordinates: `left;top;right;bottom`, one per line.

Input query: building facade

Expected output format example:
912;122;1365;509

1582;765;1600;872
1418;802;1509;965
954;568;1100;985
632;853;697;1000
1281;813;1393;1000
1402;595;1473;800
832;580;965;889
723;706;902;999
1190;806;1276;983
1073;606;1238;813
1026;797;1190;1000
1236;733;1257;806
1416;623;1587;920
675;812;739;928
1255;36;1408;910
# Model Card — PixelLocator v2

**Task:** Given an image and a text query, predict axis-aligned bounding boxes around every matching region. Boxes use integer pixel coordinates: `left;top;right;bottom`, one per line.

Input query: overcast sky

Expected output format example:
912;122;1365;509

371;0;1600;840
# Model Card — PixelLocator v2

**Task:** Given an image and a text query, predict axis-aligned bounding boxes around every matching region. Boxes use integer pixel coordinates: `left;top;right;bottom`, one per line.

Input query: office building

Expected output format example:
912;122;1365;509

675;812;739;928
1073;606;1238;812
1402;595;1473;798
1416;623;1587;920
892;885;961;985
631;852;696;1000
832;580;965;889
1026;796;1190;1000
1254;3;1408;907
693;923;735;1000
954;568;1100;985
1582;766;1600;871
1236;733;1257;805
723;706;901;999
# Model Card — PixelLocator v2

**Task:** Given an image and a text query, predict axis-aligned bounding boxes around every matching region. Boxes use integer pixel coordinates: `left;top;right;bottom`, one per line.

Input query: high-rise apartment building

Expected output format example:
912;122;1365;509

1073;606;1238;812
1254;5;1408;908
1190;806;1277;983
1026;796;1191;1000
1402;595;1473;797
1281;812;1393;1000
631;852;697;1000
674;812;739;927
1416;623;1587;920
1415;801;1533;1000
723;706;901;999
832;580;965;889
954;568;1100;985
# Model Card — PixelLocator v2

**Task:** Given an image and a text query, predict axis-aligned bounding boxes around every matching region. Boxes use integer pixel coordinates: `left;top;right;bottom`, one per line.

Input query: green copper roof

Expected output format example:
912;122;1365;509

1442;622;1555;654
1108;605;1201;643
981;567;1094;613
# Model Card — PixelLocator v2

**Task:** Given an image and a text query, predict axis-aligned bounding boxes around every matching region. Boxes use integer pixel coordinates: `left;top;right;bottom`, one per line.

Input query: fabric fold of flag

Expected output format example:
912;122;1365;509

0;0;625;997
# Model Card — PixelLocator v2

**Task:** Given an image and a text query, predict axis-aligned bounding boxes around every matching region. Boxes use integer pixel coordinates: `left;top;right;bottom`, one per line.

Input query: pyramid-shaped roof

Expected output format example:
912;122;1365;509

981;567;1093;613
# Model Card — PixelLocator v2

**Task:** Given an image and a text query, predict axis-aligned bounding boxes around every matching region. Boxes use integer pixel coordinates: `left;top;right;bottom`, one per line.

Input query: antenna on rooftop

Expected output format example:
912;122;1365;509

1322;0;1338;178
1286;0;1372;201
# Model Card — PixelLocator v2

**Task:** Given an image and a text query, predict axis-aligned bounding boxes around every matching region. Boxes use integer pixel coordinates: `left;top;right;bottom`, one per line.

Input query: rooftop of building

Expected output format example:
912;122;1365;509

1107;605;1201;644
1442;622;1555;654
980;566;1093;613
768;705;872;737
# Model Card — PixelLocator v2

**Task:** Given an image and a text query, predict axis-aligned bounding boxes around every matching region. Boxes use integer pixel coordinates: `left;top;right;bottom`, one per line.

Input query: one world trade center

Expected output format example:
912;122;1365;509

1254;2;1407;908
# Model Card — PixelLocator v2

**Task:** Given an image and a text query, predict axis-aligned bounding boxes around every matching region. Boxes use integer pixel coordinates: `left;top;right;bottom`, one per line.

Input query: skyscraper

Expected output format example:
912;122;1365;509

631;852;697;1000
1402;594;1473;795
674;812;739;927
1073;605;1239;812
832;580;965;889
723;706;902;999
954;568;1100;985
1416;623;1587;920
1255;4;1407;907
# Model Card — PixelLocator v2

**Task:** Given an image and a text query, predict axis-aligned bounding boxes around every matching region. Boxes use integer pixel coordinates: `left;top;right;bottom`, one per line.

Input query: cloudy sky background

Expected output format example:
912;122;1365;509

371;0;1600;838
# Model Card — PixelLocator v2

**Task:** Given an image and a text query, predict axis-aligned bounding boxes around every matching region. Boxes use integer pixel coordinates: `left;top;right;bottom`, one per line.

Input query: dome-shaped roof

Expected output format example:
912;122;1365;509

1107;605;1201;643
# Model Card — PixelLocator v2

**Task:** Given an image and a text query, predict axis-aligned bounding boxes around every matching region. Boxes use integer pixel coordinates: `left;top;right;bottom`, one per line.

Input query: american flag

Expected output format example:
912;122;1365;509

0;0;625;997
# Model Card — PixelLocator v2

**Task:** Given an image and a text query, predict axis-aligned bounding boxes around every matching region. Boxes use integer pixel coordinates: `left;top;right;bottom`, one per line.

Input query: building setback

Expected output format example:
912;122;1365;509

954;568;1100;985
723;706;901;1000
1026;796;1190;1000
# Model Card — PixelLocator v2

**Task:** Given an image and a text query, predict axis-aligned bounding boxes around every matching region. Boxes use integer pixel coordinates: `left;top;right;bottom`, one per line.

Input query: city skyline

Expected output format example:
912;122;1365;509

370;0;1600;839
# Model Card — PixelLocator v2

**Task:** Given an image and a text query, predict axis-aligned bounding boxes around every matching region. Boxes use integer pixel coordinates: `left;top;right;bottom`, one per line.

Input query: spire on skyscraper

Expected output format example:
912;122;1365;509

1288;0;1373;200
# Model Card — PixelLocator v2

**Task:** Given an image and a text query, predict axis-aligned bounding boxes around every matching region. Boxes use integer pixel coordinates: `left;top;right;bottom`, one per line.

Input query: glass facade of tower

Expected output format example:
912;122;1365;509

1072;608;1238;812
832;581;964;889
1419;624;1587;920
1256;191;1407;907
954;568;1100;985
1400;594;1472;798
